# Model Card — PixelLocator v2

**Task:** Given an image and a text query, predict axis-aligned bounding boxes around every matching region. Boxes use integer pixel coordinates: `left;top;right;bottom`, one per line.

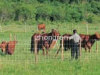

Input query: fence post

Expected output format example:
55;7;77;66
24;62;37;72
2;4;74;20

61;38;64;61
96;41;98;53
14;34;16;41
57;24;60;31
86;24;88;34
71;23;73;32
10;33;12;41
79;40;81;57
34;38;38;64
55;41;60;58
0;24;2;32
24;22;26;33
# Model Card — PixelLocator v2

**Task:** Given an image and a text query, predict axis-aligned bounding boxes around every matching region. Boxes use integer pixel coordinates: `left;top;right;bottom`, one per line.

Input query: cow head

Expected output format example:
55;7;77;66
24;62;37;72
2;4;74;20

95;32;100;40
51;29;60;40
0;41;7;53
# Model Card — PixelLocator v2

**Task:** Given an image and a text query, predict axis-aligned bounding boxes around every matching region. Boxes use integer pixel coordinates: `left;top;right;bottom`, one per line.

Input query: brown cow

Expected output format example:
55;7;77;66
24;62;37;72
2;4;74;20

56;32;100;56
0;41;17;55
6;41;17;55
38;24;45;33
31;29;60;55
80;32;100;52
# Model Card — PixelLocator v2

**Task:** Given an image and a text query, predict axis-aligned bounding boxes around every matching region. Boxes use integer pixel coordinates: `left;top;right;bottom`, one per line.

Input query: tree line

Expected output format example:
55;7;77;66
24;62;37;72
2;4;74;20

0;0;100;25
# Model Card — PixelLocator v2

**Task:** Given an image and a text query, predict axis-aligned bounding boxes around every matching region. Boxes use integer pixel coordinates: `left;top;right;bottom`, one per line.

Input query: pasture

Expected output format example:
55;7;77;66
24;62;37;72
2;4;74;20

0;23;100;75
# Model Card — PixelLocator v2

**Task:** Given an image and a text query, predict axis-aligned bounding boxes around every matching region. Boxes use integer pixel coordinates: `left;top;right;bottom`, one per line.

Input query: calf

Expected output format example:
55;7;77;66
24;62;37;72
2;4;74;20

0;41;17;55
38;24;45;33
6;41;17;55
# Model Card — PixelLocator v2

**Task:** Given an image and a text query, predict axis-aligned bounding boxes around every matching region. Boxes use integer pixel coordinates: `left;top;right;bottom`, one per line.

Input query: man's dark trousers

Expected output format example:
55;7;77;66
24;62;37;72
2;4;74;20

71;43;80;59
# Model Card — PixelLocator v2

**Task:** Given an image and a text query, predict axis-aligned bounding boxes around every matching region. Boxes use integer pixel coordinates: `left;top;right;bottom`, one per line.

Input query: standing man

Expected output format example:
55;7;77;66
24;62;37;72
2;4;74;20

69;29;81;59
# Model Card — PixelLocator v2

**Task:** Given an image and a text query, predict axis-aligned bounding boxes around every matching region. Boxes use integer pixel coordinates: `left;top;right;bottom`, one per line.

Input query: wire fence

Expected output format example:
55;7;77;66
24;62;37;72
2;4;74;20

0;24;100;64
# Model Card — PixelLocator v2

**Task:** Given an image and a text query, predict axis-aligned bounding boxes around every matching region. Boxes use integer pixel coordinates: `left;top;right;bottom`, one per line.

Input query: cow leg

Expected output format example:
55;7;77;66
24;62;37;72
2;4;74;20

55;47;61;57
1;49;6;54
45;45;49;56
85;45;88;52
44;43;49;56
89;49;91;52
3;49;6;53
88;47;91;53
43;49;45;55
86;45;91;53
85;48;87;52
2;49;5;53
42;46;45;55
46;47;49;56
6;49;8;54
46;49;48;56
37;49;39;55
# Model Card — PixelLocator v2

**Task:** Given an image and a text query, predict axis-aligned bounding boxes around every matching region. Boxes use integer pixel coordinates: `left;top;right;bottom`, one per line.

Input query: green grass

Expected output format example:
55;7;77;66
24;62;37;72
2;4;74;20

0;23;100;75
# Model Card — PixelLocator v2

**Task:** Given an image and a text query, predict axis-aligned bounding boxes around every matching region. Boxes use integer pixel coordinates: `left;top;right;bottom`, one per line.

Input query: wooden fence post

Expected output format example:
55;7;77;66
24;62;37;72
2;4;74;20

0;24;2;32
24;22;26;33
71;23;73;32
34;38;38;64
14;34;16;41
10;33;12;41
79;40;81;56
61;38;64;61
55;42;60;58
86;24;88;34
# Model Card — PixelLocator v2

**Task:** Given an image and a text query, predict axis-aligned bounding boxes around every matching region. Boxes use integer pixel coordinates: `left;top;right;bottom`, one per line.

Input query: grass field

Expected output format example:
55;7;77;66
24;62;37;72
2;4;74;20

0;23;100;75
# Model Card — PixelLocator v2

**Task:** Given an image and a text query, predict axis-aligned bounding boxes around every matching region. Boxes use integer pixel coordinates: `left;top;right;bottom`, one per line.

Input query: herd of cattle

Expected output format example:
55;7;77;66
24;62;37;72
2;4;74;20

0;24;100;56
31;29;100;55
31;24;100;55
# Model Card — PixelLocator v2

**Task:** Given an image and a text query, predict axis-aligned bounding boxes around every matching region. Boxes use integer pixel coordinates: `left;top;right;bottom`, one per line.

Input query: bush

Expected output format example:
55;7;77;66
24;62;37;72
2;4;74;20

51;5;66;21
65;5;84;22
0;0;99;24
14;3;36;22
0;1;15;22
36;5;52;21
91;1;100;15
36;4;66;21
86;15;94;23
